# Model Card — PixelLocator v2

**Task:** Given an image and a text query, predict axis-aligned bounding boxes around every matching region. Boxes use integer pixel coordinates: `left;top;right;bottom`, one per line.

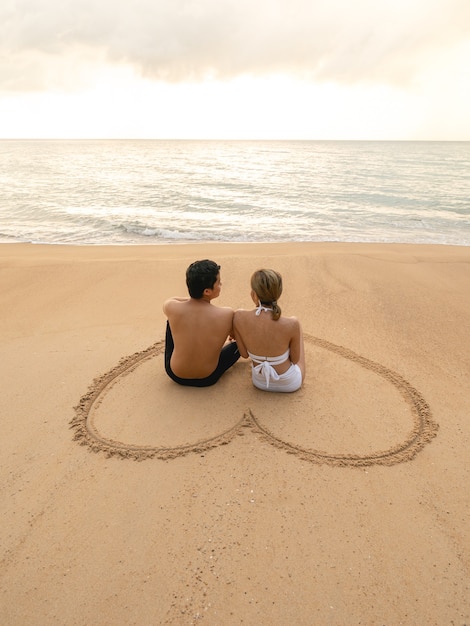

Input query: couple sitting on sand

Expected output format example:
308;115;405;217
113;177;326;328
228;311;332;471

163;259;306;393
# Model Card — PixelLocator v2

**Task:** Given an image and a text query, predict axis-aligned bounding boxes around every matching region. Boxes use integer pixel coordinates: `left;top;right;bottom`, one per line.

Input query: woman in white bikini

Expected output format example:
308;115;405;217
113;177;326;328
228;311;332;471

233;269;306;392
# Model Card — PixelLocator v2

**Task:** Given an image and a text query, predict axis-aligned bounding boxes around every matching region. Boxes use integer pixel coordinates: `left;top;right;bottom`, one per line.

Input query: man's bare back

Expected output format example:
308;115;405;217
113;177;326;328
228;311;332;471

163;297;234;378
163;260;240;386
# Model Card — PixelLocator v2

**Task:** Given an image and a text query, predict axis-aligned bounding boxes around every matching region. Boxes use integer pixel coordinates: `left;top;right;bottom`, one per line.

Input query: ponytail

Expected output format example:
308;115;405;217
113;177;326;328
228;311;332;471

252;269;283;321
271;300;281;321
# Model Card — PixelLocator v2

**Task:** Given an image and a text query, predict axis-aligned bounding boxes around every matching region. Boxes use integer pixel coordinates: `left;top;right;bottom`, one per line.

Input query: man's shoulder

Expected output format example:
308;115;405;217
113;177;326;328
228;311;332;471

212;305;234;319
163;298;194;320
164;297;184;312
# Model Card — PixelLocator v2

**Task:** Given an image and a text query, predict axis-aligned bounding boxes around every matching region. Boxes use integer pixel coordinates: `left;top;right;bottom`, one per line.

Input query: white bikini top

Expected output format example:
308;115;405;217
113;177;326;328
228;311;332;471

247;349;291;388
255;303;274;316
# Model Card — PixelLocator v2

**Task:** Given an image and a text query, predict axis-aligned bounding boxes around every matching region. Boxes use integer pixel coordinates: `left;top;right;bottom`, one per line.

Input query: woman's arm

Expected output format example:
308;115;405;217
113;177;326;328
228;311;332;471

288;317;306;380
288;317;302;364
232;310;249;358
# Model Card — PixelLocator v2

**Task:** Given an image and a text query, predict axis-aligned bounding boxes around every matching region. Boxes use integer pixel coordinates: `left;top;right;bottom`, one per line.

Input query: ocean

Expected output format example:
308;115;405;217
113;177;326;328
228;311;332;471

0;139;468;246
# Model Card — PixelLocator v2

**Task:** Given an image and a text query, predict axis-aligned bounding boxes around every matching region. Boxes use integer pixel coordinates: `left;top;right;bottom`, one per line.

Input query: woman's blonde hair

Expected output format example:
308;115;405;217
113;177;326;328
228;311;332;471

251;269;283;321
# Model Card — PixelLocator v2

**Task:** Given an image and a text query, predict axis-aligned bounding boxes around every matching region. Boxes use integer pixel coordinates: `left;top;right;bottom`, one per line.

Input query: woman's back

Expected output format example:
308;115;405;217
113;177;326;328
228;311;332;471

234;307;300;375
234;268;306;392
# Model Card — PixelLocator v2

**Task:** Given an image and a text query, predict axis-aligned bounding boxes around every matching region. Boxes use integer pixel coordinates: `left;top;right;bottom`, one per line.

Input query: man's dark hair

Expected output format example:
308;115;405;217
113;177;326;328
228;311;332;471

186;259;221;299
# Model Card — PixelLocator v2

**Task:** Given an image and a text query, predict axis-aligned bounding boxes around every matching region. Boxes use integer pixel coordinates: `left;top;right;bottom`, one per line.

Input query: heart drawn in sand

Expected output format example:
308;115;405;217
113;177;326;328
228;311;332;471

70;335;438;467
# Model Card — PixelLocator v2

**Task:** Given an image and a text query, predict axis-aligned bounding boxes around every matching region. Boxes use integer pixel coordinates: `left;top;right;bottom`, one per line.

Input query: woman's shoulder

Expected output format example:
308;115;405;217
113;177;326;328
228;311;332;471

286;314;300;323
279;315;300;331
233;308;252;324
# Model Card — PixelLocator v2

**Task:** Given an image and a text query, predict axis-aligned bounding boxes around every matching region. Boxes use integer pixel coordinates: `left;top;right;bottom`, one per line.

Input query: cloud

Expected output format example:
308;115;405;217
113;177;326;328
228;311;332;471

1;0;469;91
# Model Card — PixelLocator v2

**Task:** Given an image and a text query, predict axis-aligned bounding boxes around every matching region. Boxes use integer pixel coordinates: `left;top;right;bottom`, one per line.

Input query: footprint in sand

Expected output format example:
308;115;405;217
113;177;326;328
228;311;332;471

70;335;438;467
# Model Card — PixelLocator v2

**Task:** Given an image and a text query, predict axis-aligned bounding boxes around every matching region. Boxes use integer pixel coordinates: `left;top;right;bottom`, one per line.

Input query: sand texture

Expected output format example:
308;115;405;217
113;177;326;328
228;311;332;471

0;242;469;625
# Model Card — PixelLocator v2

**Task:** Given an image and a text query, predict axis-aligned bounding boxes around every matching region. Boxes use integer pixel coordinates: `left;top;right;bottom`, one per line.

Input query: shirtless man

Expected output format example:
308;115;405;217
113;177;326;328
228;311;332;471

163;259;240;387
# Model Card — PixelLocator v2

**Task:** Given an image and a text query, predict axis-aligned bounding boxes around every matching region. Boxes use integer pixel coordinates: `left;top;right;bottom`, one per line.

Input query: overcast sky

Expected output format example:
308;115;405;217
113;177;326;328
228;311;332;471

1;0;469;139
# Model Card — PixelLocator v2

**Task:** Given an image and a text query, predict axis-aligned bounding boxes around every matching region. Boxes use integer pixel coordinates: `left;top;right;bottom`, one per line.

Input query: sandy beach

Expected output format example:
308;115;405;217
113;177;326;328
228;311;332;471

0;241;469;625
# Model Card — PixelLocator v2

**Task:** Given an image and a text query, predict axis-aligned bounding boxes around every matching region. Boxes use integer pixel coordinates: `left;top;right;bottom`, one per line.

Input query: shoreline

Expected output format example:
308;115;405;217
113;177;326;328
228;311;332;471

1;238;469;249
1;241;469;624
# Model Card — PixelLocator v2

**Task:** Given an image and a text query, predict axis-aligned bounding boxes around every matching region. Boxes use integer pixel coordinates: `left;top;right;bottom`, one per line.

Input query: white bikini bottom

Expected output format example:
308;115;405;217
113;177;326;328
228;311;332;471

251;362;302;393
